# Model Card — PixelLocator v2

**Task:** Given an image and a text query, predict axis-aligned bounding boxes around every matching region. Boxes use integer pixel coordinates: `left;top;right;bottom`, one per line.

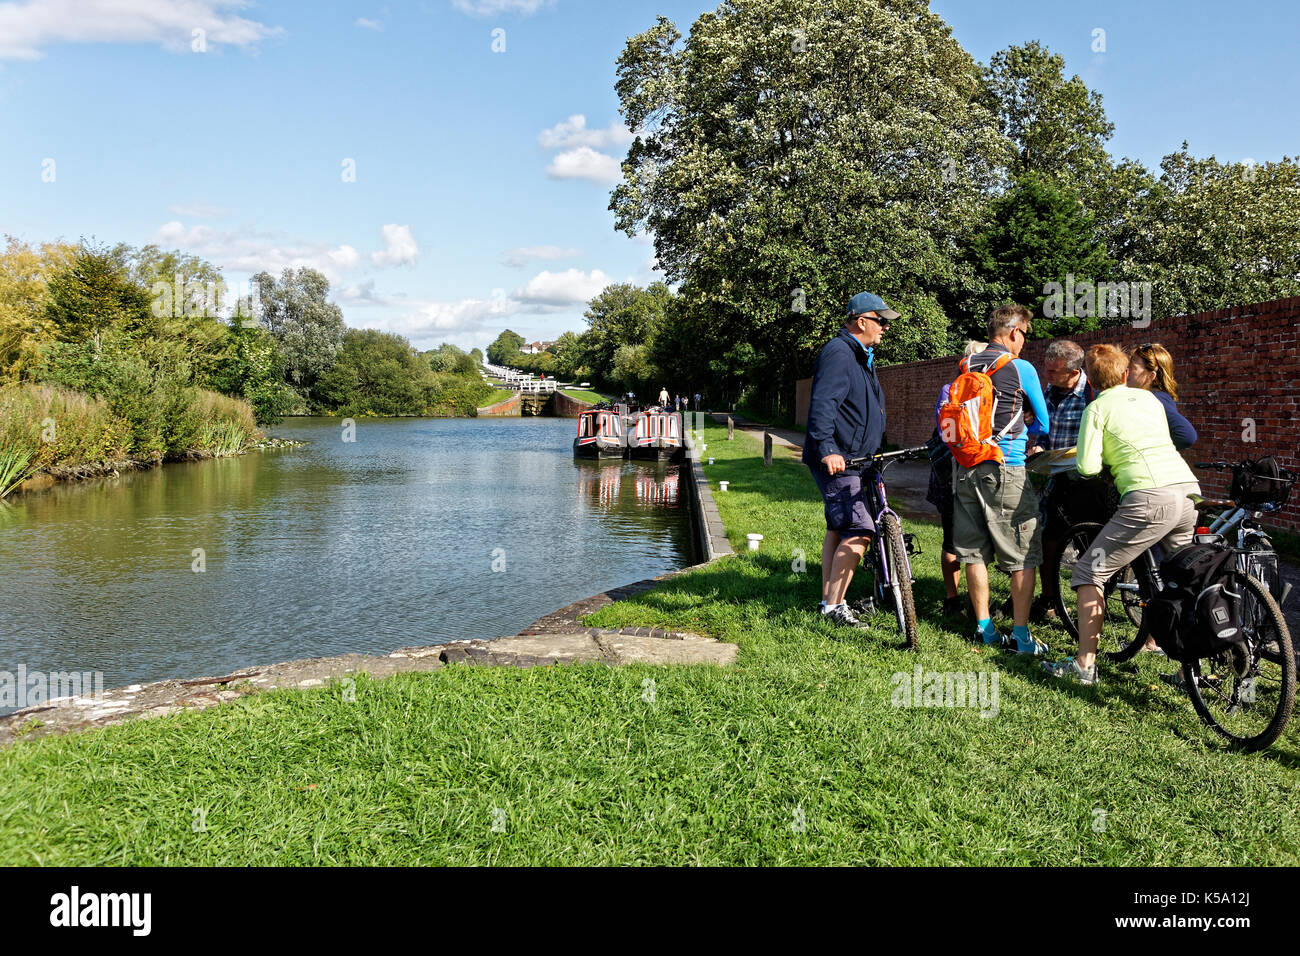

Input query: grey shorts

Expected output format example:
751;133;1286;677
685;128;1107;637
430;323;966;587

1070;482;1200;588
953;461;1043;572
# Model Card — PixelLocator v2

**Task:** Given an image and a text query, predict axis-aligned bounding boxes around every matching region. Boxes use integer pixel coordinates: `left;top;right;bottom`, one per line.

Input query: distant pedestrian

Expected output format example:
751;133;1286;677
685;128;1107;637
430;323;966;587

659;386;670;407
693;392;702;410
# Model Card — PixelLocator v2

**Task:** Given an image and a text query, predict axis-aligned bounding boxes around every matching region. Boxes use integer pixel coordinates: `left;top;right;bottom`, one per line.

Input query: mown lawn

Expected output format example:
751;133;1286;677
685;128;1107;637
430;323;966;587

2;426;1298;865
559;387;609;405
477;388;516;408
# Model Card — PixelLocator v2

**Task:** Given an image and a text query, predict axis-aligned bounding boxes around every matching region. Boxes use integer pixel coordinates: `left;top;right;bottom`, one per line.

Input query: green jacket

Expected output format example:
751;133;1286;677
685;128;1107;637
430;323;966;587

1076;384;1198;496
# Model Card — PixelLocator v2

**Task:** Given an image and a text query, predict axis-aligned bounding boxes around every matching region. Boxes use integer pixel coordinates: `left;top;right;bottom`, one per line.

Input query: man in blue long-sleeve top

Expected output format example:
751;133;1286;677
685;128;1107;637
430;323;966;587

801;292;894;630
952;304;1053;654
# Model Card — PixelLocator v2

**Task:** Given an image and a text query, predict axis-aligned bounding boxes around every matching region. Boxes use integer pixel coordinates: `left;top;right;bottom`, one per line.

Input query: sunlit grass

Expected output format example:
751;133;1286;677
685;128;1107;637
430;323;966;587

2;426;1298;865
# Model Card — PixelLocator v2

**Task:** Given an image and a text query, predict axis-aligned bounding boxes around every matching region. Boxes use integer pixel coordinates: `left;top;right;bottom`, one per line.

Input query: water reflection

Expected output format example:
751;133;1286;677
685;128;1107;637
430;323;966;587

0;417;695;706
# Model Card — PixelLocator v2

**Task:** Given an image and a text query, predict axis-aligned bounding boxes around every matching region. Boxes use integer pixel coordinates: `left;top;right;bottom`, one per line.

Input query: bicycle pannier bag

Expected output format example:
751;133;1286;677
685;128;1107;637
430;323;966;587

1147;544;1245;662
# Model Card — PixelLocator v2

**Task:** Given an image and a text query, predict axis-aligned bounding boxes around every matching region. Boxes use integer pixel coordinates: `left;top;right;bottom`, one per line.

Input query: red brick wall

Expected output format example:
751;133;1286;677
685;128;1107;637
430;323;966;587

875;296;1300;534
551;390;595;418
476;393;520;416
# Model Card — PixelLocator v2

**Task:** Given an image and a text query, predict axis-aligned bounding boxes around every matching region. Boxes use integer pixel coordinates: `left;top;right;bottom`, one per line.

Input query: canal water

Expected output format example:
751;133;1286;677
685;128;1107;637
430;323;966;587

0;417;695;709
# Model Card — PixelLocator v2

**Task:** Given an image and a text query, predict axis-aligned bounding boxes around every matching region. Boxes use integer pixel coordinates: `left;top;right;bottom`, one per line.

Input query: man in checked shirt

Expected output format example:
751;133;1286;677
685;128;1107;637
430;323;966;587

1031;339;1113;617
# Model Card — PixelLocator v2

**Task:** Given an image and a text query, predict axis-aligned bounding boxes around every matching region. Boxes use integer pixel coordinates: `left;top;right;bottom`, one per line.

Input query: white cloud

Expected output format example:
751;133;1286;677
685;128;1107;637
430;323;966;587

168;201;231;218
0;0;281;61
451;0;552;16
513;268;609;308
500;244;580;268
153;220;363;281
371;224;418;267
545;147;621;185
355;17;382;30
328;245;361;271
537;114;635;151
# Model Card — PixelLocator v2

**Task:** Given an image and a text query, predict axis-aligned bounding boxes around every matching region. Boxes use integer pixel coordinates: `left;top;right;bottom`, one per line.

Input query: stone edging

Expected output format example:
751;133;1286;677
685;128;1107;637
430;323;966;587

684;432;733;561
0;625;737;749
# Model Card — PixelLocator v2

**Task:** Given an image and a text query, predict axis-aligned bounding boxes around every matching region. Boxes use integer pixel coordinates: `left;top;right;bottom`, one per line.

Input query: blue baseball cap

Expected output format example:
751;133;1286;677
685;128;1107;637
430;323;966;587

847;291;901;321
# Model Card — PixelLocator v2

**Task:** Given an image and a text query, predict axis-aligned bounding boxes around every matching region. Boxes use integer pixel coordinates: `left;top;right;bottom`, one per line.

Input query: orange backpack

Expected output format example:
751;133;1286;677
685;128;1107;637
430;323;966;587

937;352;1020;469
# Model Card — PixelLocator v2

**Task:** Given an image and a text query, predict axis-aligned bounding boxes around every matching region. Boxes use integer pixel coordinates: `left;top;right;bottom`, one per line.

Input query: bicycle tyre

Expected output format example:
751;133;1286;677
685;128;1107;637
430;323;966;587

1184;574;1295;752
880;512;919;650
1048;522;1145;661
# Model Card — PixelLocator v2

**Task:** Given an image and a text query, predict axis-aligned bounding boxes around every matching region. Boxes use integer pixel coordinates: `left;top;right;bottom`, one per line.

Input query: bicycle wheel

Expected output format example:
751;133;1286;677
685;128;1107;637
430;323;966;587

1050;522;1145;661
1184;574;1295;752
880;512;919;650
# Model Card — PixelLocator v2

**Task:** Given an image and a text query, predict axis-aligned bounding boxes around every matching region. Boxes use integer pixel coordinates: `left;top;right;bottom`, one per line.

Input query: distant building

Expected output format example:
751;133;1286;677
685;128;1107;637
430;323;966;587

521;340;557;355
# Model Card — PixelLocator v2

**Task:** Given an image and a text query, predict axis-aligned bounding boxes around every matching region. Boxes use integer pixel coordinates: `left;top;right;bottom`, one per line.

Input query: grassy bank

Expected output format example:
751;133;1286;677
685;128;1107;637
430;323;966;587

560;387;608;404
0;383;261;496
2;426;1298;864
477;388;516;408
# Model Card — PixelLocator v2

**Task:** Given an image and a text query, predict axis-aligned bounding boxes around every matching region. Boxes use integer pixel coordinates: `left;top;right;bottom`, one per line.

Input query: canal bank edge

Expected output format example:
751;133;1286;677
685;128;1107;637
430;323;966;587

684;430;733;562
0;424;737;748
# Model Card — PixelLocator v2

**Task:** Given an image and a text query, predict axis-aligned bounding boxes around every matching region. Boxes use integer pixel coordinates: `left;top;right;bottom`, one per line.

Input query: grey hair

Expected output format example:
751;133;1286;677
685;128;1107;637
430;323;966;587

1044;339;1085;371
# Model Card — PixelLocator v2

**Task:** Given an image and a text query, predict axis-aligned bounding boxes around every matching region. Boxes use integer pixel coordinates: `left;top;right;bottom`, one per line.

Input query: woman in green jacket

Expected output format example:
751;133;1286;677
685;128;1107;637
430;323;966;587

1042;344;1201;685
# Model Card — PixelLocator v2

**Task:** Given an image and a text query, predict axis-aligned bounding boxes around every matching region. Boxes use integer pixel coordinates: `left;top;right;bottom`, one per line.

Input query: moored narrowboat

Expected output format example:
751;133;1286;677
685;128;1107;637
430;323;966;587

628;409;684;461
573;408;626;458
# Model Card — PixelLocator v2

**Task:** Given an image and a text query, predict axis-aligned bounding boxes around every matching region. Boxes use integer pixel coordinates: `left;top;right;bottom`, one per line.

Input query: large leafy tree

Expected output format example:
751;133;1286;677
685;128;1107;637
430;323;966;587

611;0;1011;413
45;245;152;354
1130;148;1300;318
981;41;1115;196
252;268;346;393
579;282;669;385
315;328;432;416
968;172;1114;336
486;329;524;366
0;237;78;381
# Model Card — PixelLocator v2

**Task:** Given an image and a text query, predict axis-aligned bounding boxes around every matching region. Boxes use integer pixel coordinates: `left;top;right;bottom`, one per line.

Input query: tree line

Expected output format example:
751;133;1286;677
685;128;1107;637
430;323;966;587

0;239;492;482
529;4;1299;418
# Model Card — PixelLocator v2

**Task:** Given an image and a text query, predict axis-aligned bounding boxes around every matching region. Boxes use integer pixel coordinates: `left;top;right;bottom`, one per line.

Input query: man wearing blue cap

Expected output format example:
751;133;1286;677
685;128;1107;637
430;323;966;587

801;291;898;629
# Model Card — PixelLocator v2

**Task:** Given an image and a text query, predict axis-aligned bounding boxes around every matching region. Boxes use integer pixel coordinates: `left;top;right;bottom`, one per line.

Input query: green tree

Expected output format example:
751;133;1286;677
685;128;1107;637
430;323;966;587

611;1;1011;415
206;321;298;424
315;328;432;416
253;268;346;394
981;41;1115;196
580;282;669;387
486;329;524;366
1130;148;1300;319
0;237;79;381
968;172;1115;336
45;246;152;354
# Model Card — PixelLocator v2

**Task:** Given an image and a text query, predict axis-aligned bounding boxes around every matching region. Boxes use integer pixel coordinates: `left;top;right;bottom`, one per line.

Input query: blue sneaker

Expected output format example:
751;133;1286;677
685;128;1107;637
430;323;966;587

1016;634;1050;656
976;622;1014;649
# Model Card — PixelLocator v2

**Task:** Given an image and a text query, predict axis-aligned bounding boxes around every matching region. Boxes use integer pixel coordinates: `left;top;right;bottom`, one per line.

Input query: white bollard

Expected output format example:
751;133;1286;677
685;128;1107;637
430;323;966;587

719;480;729;492
746;533;763;551
708;457;715;465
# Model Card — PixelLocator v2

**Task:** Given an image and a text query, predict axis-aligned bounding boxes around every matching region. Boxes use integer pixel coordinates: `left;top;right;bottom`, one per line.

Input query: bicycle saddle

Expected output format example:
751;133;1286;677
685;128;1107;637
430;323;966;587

1187;494;1235;511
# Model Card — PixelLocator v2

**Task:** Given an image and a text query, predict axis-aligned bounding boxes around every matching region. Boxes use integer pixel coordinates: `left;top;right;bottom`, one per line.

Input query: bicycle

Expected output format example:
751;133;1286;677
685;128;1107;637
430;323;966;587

1044;474;1296;750
1190;459;1296;612
844;445;929;650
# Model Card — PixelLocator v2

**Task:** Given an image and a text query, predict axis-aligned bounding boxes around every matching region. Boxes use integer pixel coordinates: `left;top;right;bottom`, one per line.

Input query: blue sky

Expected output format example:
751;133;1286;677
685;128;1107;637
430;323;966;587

1;0;1296;351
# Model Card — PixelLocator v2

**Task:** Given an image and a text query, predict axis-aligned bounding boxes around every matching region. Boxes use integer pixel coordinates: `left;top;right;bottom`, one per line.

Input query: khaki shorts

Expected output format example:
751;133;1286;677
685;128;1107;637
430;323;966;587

1070;482;1200;588
953;461;1043;572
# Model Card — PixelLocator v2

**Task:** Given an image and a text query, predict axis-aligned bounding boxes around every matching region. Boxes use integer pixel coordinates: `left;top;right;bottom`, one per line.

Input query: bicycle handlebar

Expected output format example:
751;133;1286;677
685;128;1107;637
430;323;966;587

845;445;930;469
1194;461;1233;470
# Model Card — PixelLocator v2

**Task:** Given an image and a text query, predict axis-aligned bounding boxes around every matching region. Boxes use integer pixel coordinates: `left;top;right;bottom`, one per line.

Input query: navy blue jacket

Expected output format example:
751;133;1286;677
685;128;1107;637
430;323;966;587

1152;389;1198;450
801;327;886;472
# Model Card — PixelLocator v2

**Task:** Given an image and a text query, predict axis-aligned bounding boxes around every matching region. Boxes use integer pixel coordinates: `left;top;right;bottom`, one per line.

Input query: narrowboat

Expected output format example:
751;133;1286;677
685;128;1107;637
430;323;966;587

628;409;684;461
573;408;626;458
